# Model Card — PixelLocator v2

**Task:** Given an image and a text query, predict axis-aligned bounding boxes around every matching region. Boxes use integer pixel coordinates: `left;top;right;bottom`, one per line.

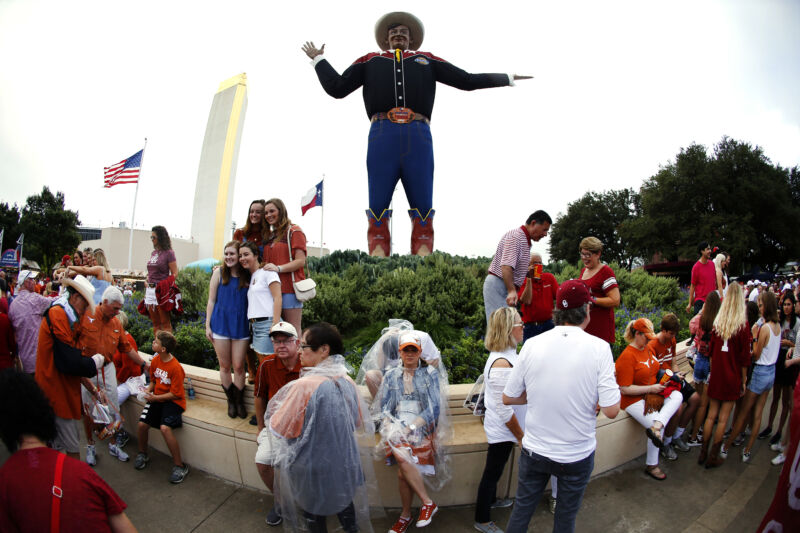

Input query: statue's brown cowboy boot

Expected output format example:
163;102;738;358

409;209;434;256
367;210;391;257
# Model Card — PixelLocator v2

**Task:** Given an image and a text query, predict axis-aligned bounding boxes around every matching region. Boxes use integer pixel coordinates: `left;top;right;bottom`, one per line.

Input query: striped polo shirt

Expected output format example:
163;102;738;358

488;226;531;288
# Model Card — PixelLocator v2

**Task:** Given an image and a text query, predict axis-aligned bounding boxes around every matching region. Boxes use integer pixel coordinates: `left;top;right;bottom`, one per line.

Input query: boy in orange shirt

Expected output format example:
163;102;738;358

134;331;189;484
647;313;700;457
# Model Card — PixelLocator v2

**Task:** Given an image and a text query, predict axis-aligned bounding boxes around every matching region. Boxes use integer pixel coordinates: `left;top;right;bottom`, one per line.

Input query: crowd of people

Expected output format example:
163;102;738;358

2;199;800;532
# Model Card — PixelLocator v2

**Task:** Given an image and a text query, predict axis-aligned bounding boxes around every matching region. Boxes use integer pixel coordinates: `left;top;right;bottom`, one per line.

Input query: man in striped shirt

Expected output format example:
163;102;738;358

483;211;552;325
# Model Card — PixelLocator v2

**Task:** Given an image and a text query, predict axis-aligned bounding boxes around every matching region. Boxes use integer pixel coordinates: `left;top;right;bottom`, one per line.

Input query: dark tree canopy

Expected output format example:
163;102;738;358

548;188;641;269
0;202;21;251
624;137;800;273
17;187;81;273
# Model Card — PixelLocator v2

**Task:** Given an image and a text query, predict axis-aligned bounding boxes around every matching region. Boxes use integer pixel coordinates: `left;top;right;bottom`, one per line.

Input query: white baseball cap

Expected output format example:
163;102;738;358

17;270;38;287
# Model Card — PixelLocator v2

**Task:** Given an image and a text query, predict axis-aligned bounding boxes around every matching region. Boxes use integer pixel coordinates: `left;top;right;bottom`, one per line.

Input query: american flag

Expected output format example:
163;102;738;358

104;149;143;188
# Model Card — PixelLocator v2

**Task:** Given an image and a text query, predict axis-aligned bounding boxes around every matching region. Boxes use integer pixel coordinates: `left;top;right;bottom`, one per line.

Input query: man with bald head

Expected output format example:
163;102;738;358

518;254;559;342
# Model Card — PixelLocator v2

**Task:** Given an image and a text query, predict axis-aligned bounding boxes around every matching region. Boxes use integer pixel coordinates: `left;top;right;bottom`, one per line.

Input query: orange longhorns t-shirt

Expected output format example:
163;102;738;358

150;353;186;411
615;344;660;410
648;336;677;371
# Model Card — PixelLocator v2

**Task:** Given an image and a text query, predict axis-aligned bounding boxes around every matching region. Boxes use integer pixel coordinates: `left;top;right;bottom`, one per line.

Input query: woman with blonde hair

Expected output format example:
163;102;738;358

615;318;682;480
698;285;752;467
716;290;779;464
713;254;728;297
65;249;114;305
579;237;620;345
473;307;526;532
262;198;308;335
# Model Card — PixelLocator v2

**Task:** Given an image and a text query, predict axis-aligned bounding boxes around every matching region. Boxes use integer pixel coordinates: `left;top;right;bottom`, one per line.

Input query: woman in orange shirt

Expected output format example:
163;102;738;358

615;318;682;480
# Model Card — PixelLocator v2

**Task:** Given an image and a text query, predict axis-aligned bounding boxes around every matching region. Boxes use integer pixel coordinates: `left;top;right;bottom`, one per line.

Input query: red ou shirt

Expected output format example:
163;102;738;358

0;447;126;533
581;264;619;345
517;273;559;323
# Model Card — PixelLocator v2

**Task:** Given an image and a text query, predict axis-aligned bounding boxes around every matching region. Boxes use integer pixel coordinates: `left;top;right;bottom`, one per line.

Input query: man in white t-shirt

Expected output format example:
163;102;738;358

503;279;621;533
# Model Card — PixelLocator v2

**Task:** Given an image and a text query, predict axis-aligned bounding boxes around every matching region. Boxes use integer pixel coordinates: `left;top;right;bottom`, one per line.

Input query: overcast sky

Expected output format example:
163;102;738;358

1;0;798;264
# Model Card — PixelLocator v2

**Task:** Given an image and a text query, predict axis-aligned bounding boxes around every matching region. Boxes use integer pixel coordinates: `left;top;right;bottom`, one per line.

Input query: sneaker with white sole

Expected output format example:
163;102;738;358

673;439;690;453
265;507;282;526
115;429;130;448
169;463;189;484
660;445;678;461
490;498;514;509
732;434;745;447
771;442;785;453
474;521;503;533
134;452;149;470
719;445;729;459
742;450;751;463
771;453;786;466
108;443;129;462
86;444;97;466
686;437;702;447
416;502;438;528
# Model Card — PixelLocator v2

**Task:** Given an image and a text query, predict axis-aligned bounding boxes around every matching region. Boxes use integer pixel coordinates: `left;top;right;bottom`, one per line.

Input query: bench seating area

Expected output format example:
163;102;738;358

120;340;695;507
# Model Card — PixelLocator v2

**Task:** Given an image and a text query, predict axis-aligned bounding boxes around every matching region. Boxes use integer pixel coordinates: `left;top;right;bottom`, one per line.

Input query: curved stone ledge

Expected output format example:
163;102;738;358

121;340;693;506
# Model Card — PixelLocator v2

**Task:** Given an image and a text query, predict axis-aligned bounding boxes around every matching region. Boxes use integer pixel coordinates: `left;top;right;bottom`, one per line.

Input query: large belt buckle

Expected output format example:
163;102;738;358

387;107;415;124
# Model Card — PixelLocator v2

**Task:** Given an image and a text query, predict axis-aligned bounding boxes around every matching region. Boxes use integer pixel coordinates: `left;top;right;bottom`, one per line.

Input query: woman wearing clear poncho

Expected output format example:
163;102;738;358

373;331;451;533
267;322;380;533
356;319;441;400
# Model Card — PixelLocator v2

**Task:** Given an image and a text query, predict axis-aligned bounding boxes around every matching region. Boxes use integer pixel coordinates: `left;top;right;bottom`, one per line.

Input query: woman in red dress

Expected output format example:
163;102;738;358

579;237;620;345
699;285;752;468
233;199;267;259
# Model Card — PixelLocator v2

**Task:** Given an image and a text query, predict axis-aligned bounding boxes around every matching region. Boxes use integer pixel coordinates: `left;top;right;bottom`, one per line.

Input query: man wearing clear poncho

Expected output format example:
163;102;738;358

267;322;380;533
358;322;452;532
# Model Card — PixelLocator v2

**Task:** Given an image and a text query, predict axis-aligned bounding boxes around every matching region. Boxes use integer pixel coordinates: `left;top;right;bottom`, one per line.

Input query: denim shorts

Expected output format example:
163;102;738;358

281;292;304;309
693;354;710;384
250;318;274;355
748;364;776;394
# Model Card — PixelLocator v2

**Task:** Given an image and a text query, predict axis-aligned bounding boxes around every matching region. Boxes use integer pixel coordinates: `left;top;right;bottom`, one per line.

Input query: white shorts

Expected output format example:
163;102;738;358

212;333;249;341
255;427;276;466
144;287;158;306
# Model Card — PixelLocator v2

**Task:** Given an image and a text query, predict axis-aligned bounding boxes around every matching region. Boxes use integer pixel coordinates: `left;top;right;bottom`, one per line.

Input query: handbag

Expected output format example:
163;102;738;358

287;226;317;302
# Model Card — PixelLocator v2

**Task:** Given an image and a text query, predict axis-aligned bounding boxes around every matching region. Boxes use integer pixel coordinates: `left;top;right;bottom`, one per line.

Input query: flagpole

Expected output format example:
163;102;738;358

320;175;324;257
127;138;147;271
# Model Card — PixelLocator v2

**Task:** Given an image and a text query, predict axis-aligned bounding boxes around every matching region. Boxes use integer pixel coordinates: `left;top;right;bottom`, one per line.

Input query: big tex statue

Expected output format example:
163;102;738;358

304;12;530;256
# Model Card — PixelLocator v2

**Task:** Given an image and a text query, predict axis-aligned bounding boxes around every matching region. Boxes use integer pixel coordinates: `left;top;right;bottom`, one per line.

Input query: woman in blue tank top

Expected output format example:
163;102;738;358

205;241;251;419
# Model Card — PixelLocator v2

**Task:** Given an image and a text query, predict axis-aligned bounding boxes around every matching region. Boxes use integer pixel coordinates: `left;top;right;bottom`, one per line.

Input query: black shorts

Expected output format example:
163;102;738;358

681;380;696;403
140;401;184;429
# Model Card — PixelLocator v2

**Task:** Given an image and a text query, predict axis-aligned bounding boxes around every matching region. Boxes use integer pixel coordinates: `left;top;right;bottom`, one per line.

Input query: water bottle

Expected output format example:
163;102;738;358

187;378;196;400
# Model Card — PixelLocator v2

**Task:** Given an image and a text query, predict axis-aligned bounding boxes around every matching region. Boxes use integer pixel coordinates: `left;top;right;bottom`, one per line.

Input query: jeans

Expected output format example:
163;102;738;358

366;120;434;218
506;449;594;533
523;320;555;343
303;502;357;533
475;441;515;523
250;318;274;355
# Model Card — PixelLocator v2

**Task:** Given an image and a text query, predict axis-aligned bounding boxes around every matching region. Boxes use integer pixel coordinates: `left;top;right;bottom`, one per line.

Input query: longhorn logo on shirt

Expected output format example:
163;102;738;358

154;367;171;384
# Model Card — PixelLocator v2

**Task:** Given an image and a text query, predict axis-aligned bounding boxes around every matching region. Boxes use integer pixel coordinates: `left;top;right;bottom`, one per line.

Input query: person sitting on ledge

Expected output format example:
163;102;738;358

615;318;682;481
374;332;451;532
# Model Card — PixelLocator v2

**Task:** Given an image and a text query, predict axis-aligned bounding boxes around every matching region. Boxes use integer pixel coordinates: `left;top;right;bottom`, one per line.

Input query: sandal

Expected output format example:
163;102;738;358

646;423;665;449
645;465;667;481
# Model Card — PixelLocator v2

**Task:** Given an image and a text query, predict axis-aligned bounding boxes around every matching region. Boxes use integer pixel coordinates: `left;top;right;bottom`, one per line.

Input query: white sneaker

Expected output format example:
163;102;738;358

109;442;130;462
770;442;785;452
86;444;97;466
719;445;728;460
771;453;786;466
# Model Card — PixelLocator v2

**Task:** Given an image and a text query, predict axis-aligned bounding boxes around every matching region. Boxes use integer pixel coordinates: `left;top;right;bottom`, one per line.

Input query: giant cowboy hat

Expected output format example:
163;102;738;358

374;12;425;50
62;274;96;313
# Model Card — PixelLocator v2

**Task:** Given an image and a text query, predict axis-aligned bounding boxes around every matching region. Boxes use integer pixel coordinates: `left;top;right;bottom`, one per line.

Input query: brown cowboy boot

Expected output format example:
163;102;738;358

705;441;725;469
697;439;709;465
222;385;236;419
409;209;434;256
367;210;391;257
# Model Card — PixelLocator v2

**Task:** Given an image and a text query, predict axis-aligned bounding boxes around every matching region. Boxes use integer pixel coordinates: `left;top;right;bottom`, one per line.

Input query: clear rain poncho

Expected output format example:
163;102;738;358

267;355;382;532
355;320;441;399
368;334;452;492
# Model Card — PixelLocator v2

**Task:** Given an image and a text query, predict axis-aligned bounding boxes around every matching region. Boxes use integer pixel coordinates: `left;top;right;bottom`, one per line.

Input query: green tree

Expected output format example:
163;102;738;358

548;189;641;269
18;187;81;273
0;202;21;250
624;137;800;272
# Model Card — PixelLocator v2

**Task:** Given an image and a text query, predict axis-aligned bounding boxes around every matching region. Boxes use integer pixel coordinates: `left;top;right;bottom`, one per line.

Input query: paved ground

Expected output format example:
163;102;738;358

1;432;781;532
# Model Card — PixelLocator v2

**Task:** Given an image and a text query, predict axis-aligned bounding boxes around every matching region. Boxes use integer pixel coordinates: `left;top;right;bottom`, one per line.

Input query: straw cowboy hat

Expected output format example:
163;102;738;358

374;12;425;50
62;274;96;313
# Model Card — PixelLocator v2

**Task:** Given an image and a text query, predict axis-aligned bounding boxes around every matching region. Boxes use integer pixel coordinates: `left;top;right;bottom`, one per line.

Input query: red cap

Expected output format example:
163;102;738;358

556;279;592;310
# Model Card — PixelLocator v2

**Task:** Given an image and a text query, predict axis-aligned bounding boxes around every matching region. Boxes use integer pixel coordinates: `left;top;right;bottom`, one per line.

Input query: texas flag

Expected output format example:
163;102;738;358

301;181;323;215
